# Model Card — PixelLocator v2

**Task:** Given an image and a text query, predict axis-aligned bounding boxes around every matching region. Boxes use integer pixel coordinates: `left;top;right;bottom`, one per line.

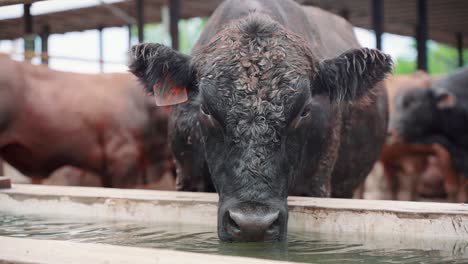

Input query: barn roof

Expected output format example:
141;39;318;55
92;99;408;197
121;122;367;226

0;0;44;5
0;0;467;48
0;0;221;39
299;0;468;48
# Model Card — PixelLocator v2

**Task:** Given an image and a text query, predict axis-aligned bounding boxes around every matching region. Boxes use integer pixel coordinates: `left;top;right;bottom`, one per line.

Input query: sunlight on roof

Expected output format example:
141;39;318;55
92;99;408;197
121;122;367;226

0;5;22;19
0;0;124;20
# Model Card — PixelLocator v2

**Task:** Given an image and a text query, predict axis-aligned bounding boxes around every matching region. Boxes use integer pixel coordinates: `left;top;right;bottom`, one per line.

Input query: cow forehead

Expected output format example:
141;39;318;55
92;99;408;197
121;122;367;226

201;49;303;107
198;27;312;107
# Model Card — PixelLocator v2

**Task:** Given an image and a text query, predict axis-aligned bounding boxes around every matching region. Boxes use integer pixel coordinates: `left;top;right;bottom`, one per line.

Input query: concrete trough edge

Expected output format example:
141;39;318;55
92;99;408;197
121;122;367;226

0;184;467;240
0;236;300;264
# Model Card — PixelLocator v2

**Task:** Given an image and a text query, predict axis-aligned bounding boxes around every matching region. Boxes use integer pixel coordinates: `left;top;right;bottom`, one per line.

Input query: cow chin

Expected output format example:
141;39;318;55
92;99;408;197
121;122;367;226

217;198;288;242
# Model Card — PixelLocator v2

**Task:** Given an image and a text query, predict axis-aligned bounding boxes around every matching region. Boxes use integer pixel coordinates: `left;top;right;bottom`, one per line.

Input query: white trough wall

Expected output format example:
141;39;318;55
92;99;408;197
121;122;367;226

1;184;467;238
0;184;468;263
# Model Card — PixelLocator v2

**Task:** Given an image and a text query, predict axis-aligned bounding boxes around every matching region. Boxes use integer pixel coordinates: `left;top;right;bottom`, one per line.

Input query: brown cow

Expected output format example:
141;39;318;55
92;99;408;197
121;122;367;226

0;56;173;189
380;141;440;200
40;166;176;191
418;156;451;199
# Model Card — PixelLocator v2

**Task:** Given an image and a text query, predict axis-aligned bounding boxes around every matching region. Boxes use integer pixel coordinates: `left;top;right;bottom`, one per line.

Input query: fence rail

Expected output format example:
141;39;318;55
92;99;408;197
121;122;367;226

7;51;127;65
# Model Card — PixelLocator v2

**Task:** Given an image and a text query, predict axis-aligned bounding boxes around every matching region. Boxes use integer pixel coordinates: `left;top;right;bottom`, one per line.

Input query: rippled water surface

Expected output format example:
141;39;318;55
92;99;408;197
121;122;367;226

0;213;466;263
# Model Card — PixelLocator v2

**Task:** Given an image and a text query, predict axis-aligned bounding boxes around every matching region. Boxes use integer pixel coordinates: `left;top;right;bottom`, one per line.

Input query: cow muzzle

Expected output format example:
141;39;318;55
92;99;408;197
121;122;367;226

218;201;287;242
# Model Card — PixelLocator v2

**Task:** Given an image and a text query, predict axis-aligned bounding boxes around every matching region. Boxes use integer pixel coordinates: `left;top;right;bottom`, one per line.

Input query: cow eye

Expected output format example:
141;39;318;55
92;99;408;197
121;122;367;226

300;106;311;118
200;104;211;116
199;103;223;128
291;105;311;129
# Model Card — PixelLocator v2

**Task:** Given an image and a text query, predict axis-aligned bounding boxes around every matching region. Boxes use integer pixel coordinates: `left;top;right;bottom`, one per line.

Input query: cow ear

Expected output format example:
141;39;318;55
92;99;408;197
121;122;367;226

436;92;456;109
311;48;393;102
129;43;196;106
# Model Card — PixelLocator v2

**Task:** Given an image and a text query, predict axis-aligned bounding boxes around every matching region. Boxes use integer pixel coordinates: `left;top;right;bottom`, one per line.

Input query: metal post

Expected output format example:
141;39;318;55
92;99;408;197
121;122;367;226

127;24;132;49
169;0;180;50
456;33;464;67
23;4;34;61
136;0;144;43
371;0;384;50
416;0;428;71
40;25;49;65
98;27;104;72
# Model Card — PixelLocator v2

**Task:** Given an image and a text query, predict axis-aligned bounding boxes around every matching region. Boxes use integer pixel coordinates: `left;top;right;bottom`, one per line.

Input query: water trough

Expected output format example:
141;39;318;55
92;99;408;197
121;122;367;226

0;183;467;263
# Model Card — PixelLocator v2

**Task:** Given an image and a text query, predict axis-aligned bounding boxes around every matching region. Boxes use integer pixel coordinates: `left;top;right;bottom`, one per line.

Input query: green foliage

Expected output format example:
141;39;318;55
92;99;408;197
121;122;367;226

394;40;467;76
143;24;171;46
179;17;209;54
394;58;417;75
428;42;468;76
130;17;208;54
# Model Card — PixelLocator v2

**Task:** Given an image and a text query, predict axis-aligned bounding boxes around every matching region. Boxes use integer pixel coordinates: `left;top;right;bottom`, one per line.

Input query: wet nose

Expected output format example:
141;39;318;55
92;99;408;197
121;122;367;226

224;208;280;241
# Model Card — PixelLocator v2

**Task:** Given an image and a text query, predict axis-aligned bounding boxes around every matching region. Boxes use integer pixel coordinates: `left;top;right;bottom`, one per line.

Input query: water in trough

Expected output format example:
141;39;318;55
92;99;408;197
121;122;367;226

0;213;466;263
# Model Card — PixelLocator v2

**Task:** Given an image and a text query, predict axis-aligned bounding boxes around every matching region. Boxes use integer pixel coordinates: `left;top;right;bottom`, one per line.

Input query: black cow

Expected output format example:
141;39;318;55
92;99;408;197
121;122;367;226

129;0;392;242
389;68;468;200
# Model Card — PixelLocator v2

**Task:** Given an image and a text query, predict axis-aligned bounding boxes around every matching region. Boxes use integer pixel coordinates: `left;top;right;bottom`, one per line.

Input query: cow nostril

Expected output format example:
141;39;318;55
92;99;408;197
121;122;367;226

267;217;279;233
225;211;241;234
227;209;280;239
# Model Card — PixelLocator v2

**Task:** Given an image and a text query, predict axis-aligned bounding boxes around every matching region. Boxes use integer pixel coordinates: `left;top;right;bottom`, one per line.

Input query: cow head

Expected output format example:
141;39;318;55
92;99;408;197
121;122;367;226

130;15;392;242
389;86;456;142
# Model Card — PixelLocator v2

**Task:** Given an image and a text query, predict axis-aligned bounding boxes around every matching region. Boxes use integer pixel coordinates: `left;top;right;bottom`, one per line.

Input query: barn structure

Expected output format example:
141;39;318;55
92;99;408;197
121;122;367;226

0;0;467;68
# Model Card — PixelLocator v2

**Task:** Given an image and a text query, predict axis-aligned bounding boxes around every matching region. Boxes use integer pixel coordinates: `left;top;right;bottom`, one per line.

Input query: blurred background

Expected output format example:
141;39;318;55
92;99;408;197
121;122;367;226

0;0;467;202
1;0;466;74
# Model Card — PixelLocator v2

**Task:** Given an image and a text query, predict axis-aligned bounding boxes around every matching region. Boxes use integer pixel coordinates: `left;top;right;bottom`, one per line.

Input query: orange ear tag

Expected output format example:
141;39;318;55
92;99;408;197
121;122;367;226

153;83;188;106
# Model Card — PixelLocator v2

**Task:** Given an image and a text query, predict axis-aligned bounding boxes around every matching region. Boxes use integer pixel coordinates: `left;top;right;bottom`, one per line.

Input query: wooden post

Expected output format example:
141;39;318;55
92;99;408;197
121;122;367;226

339;9;350;21
169;0;180;50
23;3;34;61
136;0;144;43
456;33;464;67
371;0;384;50
98;26;104;72
40;25;49;65
416;0;428;71
0;159;3;176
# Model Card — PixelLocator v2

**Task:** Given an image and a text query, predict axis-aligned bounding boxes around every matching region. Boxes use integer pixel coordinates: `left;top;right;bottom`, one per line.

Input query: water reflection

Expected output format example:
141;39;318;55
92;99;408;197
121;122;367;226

0;213;466;263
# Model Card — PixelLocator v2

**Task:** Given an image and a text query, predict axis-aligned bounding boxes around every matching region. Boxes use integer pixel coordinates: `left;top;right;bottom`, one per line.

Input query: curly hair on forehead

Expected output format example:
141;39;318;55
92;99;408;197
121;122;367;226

192;13;317;76
192;12;318;154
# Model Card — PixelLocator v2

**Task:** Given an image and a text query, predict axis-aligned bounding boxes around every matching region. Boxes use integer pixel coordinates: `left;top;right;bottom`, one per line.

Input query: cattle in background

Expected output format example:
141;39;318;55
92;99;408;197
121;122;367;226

386;69;468;202
41;166;176;191
129;0;392;242
418;156;452;199
0;56;173;189
372;72;432;200
379;141;456;201
359;72;461;202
